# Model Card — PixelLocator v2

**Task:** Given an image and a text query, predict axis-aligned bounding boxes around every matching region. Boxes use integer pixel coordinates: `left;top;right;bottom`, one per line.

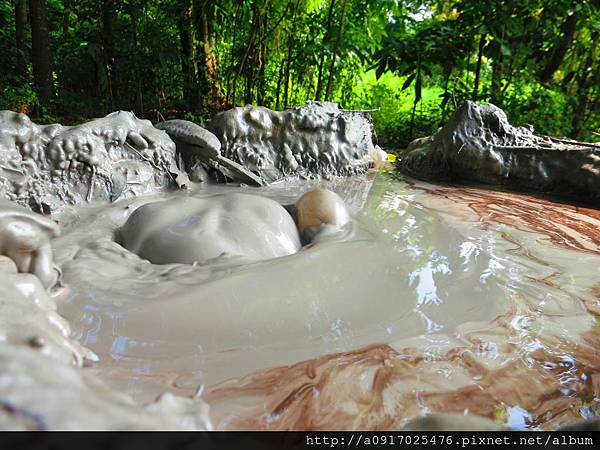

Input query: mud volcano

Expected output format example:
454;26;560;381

1;102;600;431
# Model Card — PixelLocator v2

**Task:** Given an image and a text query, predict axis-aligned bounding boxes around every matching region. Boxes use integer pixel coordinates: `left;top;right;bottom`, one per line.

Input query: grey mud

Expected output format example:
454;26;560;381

1;103;599;431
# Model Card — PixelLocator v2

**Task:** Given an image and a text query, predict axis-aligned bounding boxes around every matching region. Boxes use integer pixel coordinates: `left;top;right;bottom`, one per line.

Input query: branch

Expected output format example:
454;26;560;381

340;108;381;113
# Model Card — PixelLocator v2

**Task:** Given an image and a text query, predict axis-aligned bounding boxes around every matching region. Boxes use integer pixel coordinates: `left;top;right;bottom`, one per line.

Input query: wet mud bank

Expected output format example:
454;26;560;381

0;217;212;429
399;102;600;206
0;110;187;213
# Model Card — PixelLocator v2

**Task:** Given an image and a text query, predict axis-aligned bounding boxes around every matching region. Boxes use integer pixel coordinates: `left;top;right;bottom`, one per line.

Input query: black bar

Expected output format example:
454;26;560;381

1;432;599;450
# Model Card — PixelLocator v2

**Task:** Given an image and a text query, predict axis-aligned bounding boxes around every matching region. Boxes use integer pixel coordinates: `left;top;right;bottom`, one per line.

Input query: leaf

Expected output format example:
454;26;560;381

440;92;450;109
402;65;416;76
402;73;416;90
375;62;386;80
563;71;575;84
414;74;422;103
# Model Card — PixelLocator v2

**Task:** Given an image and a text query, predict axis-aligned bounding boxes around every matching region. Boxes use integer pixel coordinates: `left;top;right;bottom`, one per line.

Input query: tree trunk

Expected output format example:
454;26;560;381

225;2;243;106
324;0;348;101
194;0;225;110
129;4;143;115
14;0;28;79
244;70;252;104
440;69;452;120
283;40;292;108
102;0;115;110
130;5;137;48
490;52;503;106
472;33;485;101
409;70;421;140
539;10;579;84
62;0;69;37
256;7;270;106
257;40;267;105
29;0;53;104
571;32;597;138
241;0;264;105
230;1;259;106
275;57;285;109
315;0;336;101
283;0;301;109
180;0;199;111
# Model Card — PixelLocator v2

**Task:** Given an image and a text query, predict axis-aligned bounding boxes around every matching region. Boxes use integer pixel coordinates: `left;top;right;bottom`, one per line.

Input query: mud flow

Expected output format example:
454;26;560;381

53;173;600;430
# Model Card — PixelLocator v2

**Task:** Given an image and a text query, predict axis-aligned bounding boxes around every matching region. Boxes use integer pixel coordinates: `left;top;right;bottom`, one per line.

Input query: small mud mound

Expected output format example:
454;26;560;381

118;194;301;265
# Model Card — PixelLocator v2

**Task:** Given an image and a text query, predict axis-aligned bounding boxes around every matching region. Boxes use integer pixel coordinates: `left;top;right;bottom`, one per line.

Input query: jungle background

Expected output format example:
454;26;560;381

0;0;598;148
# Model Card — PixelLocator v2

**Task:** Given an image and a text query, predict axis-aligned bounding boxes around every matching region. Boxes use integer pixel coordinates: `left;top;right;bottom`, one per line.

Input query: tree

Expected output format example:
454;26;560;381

324;0;348;101
314;0;336;101
0;0;597;142
230;0;265;106
194;0;224;110
282;0;302;108
180;0;199;110
28;0;53;103
102;0;115;110
14;0;28;79
471;32;486;101
539;8;579;84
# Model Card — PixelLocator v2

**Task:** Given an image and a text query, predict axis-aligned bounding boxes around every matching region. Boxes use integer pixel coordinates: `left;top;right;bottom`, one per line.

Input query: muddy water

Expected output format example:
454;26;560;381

53;173;600;430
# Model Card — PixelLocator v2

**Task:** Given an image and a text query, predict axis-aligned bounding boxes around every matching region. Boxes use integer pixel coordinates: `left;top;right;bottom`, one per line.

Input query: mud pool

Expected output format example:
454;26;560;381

48;172;600;430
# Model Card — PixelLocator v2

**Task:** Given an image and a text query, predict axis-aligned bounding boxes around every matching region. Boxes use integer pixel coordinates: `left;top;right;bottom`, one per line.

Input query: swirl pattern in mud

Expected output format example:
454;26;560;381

412;183;600;255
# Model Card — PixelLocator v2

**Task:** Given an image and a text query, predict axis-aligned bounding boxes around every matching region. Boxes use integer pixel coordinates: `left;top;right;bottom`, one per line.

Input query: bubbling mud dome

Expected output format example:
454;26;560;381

1;103;600;430
118;194;302;265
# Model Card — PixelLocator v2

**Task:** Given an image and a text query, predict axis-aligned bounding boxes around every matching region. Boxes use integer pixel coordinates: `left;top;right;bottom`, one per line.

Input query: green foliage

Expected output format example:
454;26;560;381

503;79;571;136
0;0;598;145
0;84;39;113
348;71;443;147
184;111;206;125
